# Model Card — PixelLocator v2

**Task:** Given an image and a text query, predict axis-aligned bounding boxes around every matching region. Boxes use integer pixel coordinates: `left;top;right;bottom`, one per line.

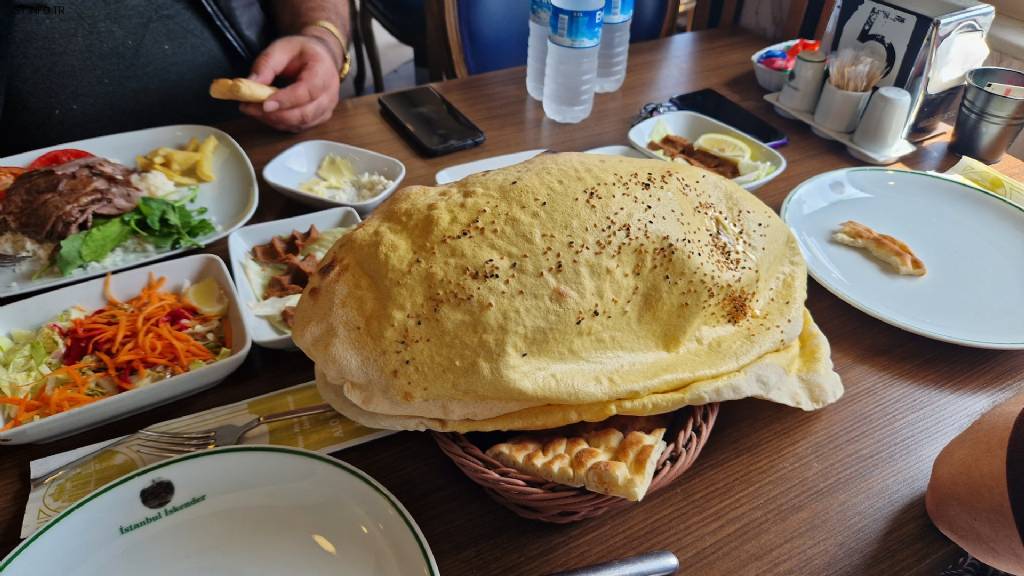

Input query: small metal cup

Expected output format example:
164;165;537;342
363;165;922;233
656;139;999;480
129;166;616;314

951;67;1024;164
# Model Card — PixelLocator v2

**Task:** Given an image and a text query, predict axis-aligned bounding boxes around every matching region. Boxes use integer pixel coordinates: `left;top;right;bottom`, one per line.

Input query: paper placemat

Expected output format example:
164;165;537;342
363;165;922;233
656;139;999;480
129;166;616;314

22;381;392;538
939;156;1024;209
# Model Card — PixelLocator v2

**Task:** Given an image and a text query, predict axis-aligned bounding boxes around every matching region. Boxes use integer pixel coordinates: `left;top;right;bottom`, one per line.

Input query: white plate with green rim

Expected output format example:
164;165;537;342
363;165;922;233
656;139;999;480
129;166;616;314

782;167;1024;349
1;446;438;575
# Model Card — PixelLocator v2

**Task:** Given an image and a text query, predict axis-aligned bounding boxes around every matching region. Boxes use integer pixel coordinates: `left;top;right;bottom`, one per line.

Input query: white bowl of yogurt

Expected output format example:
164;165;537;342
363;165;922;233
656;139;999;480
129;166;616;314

262;140;406;215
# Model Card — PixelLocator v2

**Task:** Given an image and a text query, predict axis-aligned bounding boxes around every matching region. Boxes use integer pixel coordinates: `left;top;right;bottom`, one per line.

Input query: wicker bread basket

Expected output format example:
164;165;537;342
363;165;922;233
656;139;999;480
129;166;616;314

432;403;719;523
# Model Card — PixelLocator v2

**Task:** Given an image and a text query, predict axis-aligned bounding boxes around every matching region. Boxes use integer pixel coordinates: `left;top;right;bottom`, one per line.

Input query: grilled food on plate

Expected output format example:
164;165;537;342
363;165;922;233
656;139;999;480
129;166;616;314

832;220;926;276
0;137;220;278
293;153;842;499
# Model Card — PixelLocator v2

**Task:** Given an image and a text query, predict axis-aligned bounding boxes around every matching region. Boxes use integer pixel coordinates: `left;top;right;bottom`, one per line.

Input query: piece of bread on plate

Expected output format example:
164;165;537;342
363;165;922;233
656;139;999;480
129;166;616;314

832;220;926;276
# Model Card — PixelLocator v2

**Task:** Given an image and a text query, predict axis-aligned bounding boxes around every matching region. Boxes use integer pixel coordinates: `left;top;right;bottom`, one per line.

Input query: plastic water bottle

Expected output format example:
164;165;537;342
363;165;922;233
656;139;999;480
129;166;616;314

526;0;550;101
596;0;633;93
542;0;605;124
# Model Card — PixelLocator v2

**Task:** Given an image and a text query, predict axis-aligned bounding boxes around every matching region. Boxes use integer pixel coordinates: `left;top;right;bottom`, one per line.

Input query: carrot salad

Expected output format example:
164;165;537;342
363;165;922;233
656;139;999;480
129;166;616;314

0;274;231;430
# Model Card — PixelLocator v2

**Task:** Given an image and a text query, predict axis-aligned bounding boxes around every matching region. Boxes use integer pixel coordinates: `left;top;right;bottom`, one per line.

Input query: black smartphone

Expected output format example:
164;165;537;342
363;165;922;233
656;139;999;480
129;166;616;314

379;86;485;156
670;89;788;148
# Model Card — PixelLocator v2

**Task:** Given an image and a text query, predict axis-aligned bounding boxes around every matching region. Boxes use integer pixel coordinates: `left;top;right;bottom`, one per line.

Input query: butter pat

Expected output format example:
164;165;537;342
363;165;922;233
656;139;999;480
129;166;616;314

299;154;393;204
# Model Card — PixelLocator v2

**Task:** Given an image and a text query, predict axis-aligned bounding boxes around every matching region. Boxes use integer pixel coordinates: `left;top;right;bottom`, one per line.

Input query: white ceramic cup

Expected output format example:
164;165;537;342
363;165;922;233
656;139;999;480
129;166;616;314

813;81;871;133
853;87;913;153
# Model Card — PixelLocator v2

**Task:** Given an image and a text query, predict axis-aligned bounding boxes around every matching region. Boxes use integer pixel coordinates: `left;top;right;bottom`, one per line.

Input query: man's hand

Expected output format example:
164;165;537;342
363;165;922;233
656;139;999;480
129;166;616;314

241;35;340;132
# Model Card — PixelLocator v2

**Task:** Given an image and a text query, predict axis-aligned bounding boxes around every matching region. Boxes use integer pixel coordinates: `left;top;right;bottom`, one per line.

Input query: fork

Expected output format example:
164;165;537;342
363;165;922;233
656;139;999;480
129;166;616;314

31;403;336;489
135;403;336;457
0;253;30;267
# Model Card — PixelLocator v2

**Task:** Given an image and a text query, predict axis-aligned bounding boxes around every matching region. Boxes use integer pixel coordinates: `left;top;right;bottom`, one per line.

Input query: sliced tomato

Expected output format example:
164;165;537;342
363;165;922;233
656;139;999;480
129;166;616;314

0;166;27;199
27;148;93;170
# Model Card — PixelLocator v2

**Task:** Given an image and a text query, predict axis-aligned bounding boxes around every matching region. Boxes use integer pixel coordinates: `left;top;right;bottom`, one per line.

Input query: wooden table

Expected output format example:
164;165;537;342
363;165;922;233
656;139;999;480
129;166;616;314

2;29;1023;575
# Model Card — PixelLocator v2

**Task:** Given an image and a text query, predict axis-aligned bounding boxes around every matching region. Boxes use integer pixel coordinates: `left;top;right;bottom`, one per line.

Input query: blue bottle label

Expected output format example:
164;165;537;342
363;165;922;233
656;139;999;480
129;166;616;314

530;0;551;25
548;5;603;48
603;0;634;24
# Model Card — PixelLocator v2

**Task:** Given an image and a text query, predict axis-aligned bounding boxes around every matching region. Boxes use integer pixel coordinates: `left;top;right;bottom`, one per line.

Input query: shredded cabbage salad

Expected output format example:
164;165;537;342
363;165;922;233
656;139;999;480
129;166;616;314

0;275;231;430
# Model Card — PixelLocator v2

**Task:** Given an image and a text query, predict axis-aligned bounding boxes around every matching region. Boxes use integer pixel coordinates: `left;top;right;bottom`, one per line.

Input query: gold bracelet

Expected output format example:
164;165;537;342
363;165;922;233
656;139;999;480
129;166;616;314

309;19;351;81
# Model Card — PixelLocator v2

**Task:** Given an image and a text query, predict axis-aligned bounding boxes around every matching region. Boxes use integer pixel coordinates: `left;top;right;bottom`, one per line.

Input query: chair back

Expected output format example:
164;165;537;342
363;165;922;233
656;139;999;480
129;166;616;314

444;0;528;77
440;0;682;78
692;0;740;31
631;0;681;42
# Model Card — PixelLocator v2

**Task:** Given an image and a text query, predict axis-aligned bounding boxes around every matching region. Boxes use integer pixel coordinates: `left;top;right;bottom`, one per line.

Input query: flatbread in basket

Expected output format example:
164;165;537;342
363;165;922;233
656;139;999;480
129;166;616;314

294;152;842;502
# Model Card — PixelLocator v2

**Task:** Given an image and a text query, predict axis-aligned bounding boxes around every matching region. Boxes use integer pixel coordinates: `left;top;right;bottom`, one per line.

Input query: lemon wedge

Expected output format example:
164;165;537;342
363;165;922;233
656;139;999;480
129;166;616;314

694;133;752;162
184;277;229;316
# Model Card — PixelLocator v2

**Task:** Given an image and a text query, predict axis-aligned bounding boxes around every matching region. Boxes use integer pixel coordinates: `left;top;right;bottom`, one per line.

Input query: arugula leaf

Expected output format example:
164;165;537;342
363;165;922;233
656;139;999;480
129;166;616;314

138;197;169;230
163;204;181;228
130;196;214;249
51;193;215;276
80;218;130;262
123;211;147;236
56;232;86;276
187;218;215;238
146;234;178;249
176;186;199;205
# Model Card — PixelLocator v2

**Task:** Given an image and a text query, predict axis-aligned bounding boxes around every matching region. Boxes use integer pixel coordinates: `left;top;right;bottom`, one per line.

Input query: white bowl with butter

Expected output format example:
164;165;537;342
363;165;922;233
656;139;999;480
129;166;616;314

262;140;406;215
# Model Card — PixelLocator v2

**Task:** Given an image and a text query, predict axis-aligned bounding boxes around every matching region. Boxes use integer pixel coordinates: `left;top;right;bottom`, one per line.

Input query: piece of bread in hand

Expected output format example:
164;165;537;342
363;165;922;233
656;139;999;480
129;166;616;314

209;78;277;103
926;392;1024;574
486;427;667;501
832;220;926;276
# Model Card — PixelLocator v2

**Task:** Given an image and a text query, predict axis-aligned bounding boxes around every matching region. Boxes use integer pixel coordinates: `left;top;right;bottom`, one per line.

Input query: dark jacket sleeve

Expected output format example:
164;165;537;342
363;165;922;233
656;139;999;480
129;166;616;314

199;0;275;62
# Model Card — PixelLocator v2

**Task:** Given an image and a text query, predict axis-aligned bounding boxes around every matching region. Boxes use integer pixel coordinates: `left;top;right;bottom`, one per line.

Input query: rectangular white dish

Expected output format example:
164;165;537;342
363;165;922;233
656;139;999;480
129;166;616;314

228;207;362;349
627;110;787;191
0;125;258;298
0;254;251;444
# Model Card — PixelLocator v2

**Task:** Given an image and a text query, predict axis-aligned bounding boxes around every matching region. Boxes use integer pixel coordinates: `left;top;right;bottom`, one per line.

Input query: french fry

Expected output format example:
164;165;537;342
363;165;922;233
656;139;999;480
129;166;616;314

195;135;218;182
152;148;200;173
136;135;218;184
149;163;198;185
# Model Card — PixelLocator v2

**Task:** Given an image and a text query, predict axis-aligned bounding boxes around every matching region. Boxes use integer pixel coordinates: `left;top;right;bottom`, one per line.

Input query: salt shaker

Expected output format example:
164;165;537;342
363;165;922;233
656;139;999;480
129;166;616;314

779;50;827;114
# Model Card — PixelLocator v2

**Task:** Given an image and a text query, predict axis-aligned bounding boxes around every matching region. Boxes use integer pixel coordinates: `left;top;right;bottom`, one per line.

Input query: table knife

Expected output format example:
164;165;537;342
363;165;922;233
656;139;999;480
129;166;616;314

545;550;679;576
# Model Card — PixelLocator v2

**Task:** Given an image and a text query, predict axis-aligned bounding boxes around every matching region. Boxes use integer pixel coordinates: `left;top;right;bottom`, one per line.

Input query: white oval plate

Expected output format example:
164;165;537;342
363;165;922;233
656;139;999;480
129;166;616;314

434;149;546;185
434;146;648;185
583;145;648;158
627;110;787;191
228;207;361;349
0;446;438;575
0;254;251;444
0;125;258;299
262;140;406;216
782;168;1024;349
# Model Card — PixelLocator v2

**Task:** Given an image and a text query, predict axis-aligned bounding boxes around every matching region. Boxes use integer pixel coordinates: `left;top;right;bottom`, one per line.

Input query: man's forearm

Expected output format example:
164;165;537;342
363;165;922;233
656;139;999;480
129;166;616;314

271;0;350;68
